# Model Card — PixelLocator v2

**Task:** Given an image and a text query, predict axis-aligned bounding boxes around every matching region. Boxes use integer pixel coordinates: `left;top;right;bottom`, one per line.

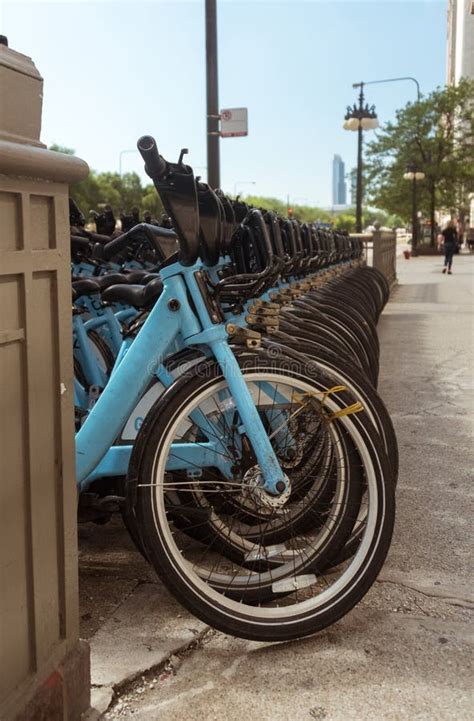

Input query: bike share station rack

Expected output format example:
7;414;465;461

0;41;399;721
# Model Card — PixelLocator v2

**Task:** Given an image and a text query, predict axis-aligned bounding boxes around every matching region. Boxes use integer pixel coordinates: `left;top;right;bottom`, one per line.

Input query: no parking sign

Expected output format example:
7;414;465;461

220;107;248;137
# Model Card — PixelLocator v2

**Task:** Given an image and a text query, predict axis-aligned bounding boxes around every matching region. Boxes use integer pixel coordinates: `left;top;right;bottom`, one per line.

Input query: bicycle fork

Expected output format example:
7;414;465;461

210;338;289;496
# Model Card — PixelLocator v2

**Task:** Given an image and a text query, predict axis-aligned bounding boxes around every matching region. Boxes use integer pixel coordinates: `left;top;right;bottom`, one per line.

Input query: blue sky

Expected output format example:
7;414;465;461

2;1;447;205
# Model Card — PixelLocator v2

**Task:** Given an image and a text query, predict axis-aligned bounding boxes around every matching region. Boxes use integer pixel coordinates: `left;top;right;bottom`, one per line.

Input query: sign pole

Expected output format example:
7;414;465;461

205;0;220;189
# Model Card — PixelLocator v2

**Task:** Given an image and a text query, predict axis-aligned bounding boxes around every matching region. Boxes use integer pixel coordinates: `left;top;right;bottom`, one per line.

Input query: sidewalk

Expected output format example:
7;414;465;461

85;253;473;720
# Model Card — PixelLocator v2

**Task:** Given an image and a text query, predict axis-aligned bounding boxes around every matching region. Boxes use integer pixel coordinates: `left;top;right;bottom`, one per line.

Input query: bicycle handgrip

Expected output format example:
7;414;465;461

137;136;167;180
71;235;92;252
101;223;177;261
101;231;131;261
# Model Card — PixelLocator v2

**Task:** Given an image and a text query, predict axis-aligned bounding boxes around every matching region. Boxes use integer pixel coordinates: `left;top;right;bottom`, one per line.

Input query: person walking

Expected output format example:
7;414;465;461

441;220;458;274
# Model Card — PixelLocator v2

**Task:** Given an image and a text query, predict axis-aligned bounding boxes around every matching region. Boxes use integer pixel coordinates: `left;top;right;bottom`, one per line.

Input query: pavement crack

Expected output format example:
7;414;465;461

375;578;474;609
103;625;214;715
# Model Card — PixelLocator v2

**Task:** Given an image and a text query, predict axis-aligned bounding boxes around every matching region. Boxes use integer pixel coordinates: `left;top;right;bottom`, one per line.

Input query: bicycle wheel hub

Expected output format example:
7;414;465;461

243;465;291;509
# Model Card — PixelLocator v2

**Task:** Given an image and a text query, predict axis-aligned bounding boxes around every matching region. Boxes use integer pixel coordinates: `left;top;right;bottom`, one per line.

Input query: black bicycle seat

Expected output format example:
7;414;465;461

95;274;130;290
123;269;151;283
72;278;101;297
101;277;163;308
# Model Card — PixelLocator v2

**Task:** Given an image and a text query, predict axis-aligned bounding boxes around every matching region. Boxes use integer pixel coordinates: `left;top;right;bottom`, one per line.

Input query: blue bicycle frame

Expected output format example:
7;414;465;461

76;258;288;496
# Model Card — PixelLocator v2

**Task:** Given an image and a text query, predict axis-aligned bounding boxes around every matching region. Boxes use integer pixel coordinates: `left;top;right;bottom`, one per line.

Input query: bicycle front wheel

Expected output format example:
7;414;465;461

128;353;395;641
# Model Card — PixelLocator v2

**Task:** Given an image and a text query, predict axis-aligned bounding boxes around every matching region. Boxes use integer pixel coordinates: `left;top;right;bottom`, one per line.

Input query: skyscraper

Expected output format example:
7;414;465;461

332;155;347;206
446;0;474;85
446;2;474;229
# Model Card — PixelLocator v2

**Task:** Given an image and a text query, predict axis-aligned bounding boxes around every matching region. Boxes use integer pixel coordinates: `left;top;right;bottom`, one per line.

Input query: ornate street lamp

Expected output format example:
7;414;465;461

403;164;425;256
343;83;379;232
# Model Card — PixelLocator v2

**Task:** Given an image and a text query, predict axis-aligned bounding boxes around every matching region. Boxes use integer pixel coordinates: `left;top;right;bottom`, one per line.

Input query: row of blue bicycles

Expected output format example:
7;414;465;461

71;136;396;641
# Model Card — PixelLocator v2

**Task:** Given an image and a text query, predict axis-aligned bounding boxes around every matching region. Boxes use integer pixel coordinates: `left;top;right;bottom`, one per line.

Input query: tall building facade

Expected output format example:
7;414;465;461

447;0;474;84
447;1;474;229
332;155;347;206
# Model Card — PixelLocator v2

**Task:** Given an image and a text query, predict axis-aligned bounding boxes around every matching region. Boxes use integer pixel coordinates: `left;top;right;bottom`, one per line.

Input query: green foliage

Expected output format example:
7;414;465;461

329;207;404;232
365;78;474;229
244;195;331;223
386;213;405;229
142;185;164;216
49;143;75;155
333;213;356;232
48;144;164;219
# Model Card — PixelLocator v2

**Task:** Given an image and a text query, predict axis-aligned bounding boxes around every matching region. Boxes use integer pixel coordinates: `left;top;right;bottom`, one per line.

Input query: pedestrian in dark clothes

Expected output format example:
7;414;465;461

441;220;458;274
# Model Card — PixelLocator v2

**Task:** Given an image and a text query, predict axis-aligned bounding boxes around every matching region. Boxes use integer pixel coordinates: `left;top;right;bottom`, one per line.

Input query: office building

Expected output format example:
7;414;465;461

447;0;474;84
332;154;347;206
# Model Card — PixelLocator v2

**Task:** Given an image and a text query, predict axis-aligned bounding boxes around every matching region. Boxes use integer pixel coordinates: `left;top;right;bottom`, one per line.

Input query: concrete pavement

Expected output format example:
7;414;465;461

83;253;473;720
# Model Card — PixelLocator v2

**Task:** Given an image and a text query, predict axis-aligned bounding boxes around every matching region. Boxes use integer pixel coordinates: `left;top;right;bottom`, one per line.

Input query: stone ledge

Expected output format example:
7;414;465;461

0;139;89;184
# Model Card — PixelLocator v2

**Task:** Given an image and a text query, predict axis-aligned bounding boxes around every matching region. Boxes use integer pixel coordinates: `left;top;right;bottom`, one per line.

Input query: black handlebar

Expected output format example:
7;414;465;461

71;235;93;253
137;136;168;180
136;135;200;266
97;223;178;261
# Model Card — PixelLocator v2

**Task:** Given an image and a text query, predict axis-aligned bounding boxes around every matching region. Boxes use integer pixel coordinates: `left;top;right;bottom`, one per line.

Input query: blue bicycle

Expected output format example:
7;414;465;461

74;136;395;641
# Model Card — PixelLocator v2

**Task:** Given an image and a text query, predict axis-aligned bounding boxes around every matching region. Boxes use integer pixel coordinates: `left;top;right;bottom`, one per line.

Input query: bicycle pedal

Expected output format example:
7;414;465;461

97;494;125;513
78;495;124;523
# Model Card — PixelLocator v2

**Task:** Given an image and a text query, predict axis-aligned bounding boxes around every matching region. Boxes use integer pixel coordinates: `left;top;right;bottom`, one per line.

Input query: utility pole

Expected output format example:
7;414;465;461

412;173;418;255
205;0;220;189
355;84;364;233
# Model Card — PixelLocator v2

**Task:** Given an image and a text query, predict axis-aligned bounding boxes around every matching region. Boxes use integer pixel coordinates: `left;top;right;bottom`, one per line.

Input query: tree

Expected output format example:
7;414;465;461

244;195;331;223
49;143;75;155
365;79;474;245
142;184;164;217
334;213;356;232
48;144;163;219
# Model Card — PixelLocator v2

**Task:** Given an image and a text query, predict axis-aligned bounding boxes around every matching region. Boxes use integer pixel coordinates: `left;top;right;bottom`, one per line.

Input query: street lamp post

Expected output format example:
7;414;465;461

343;83;379;233
357;76;421;103
403;164;425;256
205;0;220;188
119;149;137;176
344;76;421;235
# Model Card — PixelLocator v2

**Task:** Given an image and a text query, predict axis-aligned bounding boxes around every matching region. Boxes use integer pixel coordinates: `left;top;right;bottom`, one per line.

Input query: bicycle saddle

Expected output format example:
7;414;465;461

95;273;130;290
123;271;162;285
139;272;161;284
72;278;101;297
101;277;163;309
123;269;151;283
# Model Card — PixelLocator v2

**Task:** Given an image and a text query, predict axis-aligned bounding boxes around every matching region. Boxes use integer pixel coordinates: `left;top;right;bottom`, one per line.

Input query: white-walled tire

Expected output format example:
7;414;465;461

127;355;395;641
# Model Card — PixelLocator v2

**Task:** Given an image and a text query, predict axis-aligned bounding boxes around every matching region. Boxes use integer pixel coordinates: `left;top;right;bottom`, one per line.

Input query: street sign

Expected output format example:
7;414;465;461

220;107;248;138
